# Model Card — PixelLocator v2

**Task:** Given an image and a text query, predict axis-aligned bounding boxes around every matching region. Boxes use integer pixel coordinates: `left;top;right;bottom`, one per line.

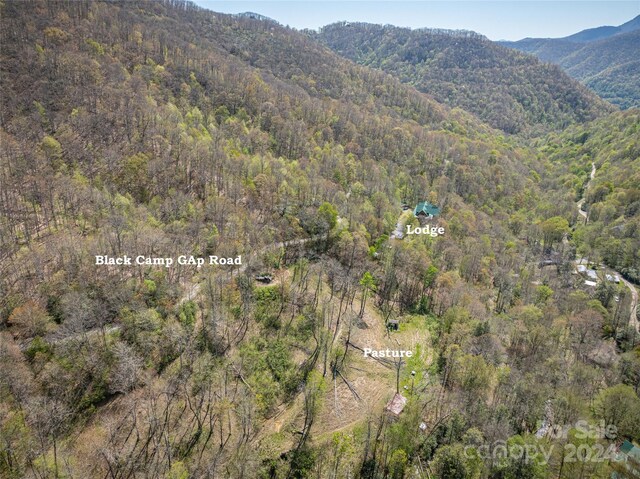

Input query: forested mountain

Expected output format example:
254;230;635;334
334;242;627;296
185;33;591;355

1;1;639;479
501;16;640;109
315;22;614;135
564;15;640;43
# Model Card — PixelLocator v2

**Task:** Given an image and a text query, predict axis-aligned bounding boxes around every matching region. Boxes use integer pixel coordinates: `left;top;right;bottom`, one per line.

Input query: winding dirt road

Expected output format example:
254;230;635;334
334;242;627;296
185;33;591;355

621;276;639;336
575;163;638;334
576;162;596;221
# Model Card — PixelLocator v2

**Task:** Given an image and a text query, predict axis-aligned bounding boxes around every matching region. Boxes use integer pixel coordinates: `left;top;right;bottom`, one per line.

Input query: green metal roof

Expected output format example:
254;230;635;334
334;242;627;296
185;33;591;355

414;201;441;217
620;440;640;459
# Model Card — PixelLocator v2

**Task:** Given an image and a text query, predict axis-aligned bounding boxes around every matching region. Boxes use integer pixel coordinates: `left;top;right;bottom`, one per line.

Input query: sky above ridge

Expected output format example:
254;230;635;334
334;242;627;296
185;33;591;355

193;1;639;41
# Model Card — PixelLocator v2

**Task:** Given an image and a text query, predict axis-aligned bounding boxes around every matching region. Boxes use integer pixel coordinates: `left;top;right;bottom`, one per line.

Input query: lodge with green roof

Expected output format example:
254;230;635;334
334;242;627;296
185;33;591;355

414;201;441;219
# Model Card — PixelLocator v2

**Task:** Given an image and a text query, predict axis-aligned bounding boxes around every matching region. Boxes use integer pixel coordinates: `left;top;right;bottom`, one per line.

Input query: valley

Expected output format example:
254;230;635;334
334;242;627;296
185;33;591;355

574;162;639;336
500;15;640;109
0;1;639;478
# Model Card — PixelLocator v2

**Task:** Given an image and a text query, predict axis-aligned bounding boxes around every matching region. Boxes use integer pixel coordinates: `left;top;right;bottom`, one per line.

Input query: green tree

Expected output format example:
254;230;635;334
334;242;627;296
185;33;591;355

359;271;377;318
431;443;482;479
317;201;338;232
491;435;547;479
541;216;569;250
389;449;408;479
40;135;62;169
593;384;640;440
534;285;553;306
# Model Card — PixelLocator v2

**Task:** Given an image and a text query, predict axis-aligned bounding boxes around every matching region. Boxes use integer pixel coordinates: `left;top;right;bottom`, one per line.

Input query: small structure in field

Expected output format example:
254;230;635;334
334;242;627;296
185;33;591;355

385;393;407;417
387;319;399;331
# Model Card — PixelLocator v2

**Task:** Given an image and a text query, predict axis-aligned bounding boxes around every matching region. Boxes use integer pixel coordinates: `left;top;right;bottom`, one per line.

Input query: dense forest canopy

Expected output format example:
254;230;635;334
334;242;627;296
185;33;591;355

536;110;640;282
1;1;639;479
500;16;640;109
315;22;615;135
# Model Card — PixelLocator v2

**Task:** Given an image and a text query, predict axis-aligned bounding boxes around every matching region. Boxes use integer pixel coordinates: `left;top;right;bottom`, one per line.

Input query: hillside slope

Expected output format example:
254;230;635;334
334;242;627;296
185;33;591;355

1;1;639;478
501;15;640;108
316;22;614;135
0;1;546;477
537;110;640;282
561;30;640;109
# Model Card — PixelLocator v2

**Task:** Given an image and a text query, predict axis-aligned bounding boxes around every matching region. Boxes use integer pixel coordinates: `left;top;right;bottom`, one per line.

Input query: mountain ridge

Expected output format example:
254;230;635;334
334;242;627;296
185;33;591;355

563;14;640;43
316;22;615;135
500;15;640;108
2;2;639;478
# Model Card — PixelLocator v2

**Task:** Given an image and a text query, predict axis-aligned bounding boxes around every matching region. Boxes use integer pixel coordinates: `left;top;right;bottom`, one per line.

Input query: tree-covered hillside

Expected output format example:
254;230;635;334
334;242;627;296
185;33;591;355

316;22;614;135
536;110;640;283
501;16;640;109
1;1;639;479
